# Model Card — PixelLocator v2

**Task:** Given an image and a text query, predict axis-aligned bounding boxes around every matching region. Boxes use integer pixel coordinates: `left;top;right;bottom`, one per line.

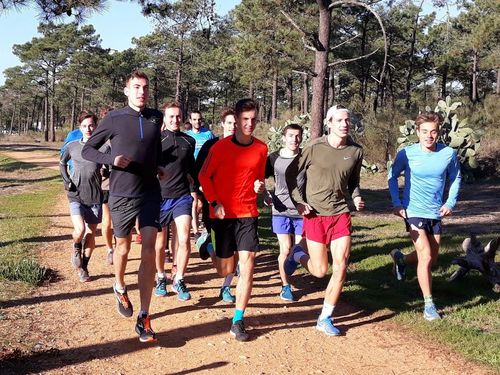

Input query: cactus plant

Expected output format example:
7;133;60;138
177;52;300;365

267;113;312;153
397;96;482;181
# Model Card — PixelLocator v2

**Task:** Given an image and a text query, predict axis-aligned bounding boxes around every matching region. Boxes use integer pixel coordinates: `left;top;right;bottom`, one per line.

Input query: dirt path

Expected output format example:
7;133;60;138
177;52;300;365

0;144;496;375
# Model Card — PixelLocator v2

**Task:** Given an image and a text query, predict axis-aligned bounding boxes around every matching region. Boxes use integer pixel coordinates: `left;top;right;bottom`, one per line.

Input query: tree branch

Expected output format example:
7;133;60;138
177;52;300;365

330;34;360;51
329;0;388;84
329;48;379;67
281;9;322;52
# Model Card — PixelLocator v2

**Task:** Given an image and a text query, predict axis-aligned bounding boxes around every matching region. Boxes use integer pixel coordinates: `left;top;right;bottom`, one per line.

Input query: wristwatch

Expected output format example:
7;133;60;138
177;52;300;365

210;200;219;208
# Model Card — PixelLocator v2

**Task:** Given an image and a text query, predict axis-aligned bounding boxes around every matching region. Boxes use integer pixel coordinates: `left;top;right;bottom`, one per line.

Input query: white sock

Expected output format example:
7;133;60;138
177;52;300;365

293;246;307;263
139;309;148;317
114;283;126;293
222;273;234;288
318;302;335;321
107;248;113;253
157;272;165;279
174;273;184;284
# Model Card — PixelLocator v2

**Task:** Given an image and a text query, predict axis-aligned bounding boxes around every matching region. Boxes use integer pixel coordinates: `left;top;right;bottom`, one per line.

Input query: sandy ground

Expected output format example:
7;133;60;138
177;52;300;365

0;143;497;375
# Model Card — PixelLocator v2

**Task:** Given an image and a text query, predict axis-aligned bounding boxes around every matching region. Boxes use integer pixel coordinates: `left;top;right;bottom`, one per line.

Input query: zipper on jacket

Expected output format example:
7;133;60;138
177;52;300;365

139;113;144;140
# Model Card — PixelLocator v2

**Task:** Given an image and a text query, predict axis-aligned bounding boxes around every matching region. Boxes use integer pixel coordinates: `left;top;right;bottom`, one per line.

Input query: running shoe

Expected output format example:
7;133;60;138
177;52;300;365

196;232;211;260
106;250;113;266
284;246;302;276
155;277;168;297
230;320;249;342
280;285;294;301
79;268;90;282
172;279;191;301
135;313;157;343
423;304;441;321
135;234;142;244
71;245;82;269
113;284;133;317
390;249;406;281
316;317;341;336
219;286;236;303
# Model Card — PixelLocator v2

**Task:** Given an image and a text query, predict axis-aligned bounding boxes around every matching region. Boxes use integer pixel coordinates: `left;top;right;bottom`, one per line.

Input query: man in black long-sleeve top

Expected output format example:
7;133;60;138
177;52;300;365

82;70;166;343
153;101;197;302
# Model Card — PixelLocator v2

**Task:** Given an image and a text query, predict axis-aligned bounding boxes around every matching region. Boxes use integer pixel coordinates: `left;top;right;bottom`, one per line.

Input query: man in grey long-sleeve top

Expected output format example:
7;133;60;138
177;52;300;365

60;110;105;283
82;70;167;343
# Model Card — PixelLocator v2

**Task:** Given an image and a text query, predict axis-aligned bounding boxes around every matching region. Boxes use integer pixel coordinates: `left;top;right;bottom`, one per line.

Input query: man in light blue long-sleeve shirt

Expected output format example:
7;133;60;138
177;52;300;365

388;111;461;321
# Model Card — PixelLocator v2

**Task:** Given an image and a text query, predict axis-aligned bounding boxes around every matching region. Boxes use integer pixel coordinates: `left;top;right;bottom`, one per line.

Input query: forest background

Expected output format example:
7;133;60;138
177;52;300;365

0;0;499;174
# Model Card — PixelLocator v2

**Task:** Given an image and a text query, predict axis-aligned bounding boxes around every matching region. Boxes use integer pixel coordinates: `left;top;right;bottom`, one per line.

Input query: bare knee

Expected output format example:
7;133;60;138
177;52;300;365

418;252;433;267
310;263;329;278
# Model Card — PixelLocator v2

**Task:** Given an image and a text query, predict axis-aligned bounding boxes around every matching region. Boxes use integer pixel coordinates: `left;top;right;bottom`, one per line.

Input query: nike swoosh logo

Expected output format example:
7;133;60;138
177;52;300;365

343;156;351;160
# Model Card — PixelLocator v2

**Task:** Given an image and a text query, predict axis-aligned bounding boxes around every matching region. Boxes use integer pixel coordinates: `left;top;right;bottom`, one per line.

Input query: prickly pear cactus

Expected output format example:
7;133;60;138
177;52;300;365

397;96;482;181
267;113;311;153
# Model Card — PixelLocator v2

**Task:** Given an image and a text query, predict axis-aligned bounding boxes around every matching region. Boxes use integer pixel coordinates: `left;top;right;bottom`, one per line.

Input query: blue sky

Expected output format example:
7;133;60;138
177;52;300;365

0;0;240;85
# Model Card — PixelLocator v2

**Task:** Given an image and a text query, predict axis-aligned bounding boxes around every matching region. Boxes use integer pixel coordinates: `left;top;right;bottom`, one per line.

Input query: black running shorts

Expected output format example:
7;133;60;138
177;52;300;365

109;191;161;238
212;217;259;259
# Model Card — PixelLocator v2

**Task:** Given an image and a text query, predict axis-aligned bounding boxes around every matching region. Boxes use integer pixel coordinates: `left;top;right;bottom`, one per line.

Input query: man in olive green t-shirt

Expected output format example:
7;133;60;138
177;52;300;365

285;105;365;336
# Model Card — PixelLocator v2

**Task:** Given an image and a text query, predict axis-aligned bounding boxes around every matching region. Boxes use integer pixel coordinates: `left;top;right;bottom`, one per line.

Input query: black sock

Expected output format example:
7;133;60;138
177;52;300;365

74;242;82;250
82;256;90;270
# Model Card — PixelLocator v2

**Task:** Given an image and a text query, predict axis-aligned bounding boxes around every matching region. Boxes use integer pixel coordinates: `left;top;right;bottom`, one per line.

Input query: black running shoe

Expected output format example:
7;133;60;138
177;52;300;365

113;284;133;318
135;314;157;342
230;320;250;342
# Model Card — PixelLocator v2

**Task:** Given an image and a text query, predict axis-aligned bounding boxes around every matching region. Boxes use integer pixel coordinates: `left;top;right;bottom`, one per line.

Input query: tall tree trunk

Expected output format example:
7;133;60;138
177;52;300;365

310;0;331;139
302;73;309;114
471;48;479;104
71;86;78;130
44;92;49;142
496;69;500;95
287;75;294;110
271;69;278;121
441;64;448;98
50;68;56;142
404;2;424;110
358;13;370;102
176;36;185;102
328;66;335;107
9;104;16;135
30;96;38;132
249;82;254;98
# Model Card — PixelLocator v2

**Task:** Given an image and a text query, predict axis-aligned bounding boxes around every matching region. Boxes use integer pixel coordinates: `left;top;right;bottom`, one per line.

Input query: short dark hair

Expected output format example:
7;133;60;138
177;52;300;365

415;111;443;129
282;123;303;136
125;70;149;85
161;100;182;112
78;110;97;125
189;110;202;119
234;98;258;117
220;107;235;123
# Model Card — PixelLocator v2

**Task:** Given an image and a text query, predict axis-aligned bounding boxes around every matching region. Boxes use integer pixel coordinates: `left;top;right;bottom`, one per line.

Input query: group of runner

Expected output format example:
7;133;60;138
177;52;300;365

59;70;461;343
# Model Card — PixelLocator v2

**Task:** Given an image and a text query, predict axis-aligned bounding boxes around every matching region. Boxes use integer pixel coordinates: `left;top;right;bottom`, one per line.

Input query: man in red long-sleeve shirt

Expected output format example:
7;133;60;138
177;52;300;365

198;98;267;342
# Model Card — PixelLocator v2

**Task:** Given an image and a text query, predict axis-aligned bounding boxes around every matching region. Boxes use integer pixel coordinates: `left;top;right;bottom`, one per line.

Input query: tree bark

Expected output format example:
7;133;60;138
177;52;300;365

175;36;185;102
405;1;424;110
471;48;479;104
287;75;294;110
71;86;78;130
9;103;16;135
310;0;331;139
497;69;500;95
441;63;448;98
302;73;309;114
271;69;278;121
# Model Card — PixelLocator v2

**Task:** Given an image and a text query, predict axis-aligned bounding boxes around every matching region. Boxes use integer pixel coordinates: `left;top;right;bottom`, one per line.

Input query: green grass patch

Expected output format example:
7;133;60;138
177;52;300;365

258;206;499;369
0;155;61;294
